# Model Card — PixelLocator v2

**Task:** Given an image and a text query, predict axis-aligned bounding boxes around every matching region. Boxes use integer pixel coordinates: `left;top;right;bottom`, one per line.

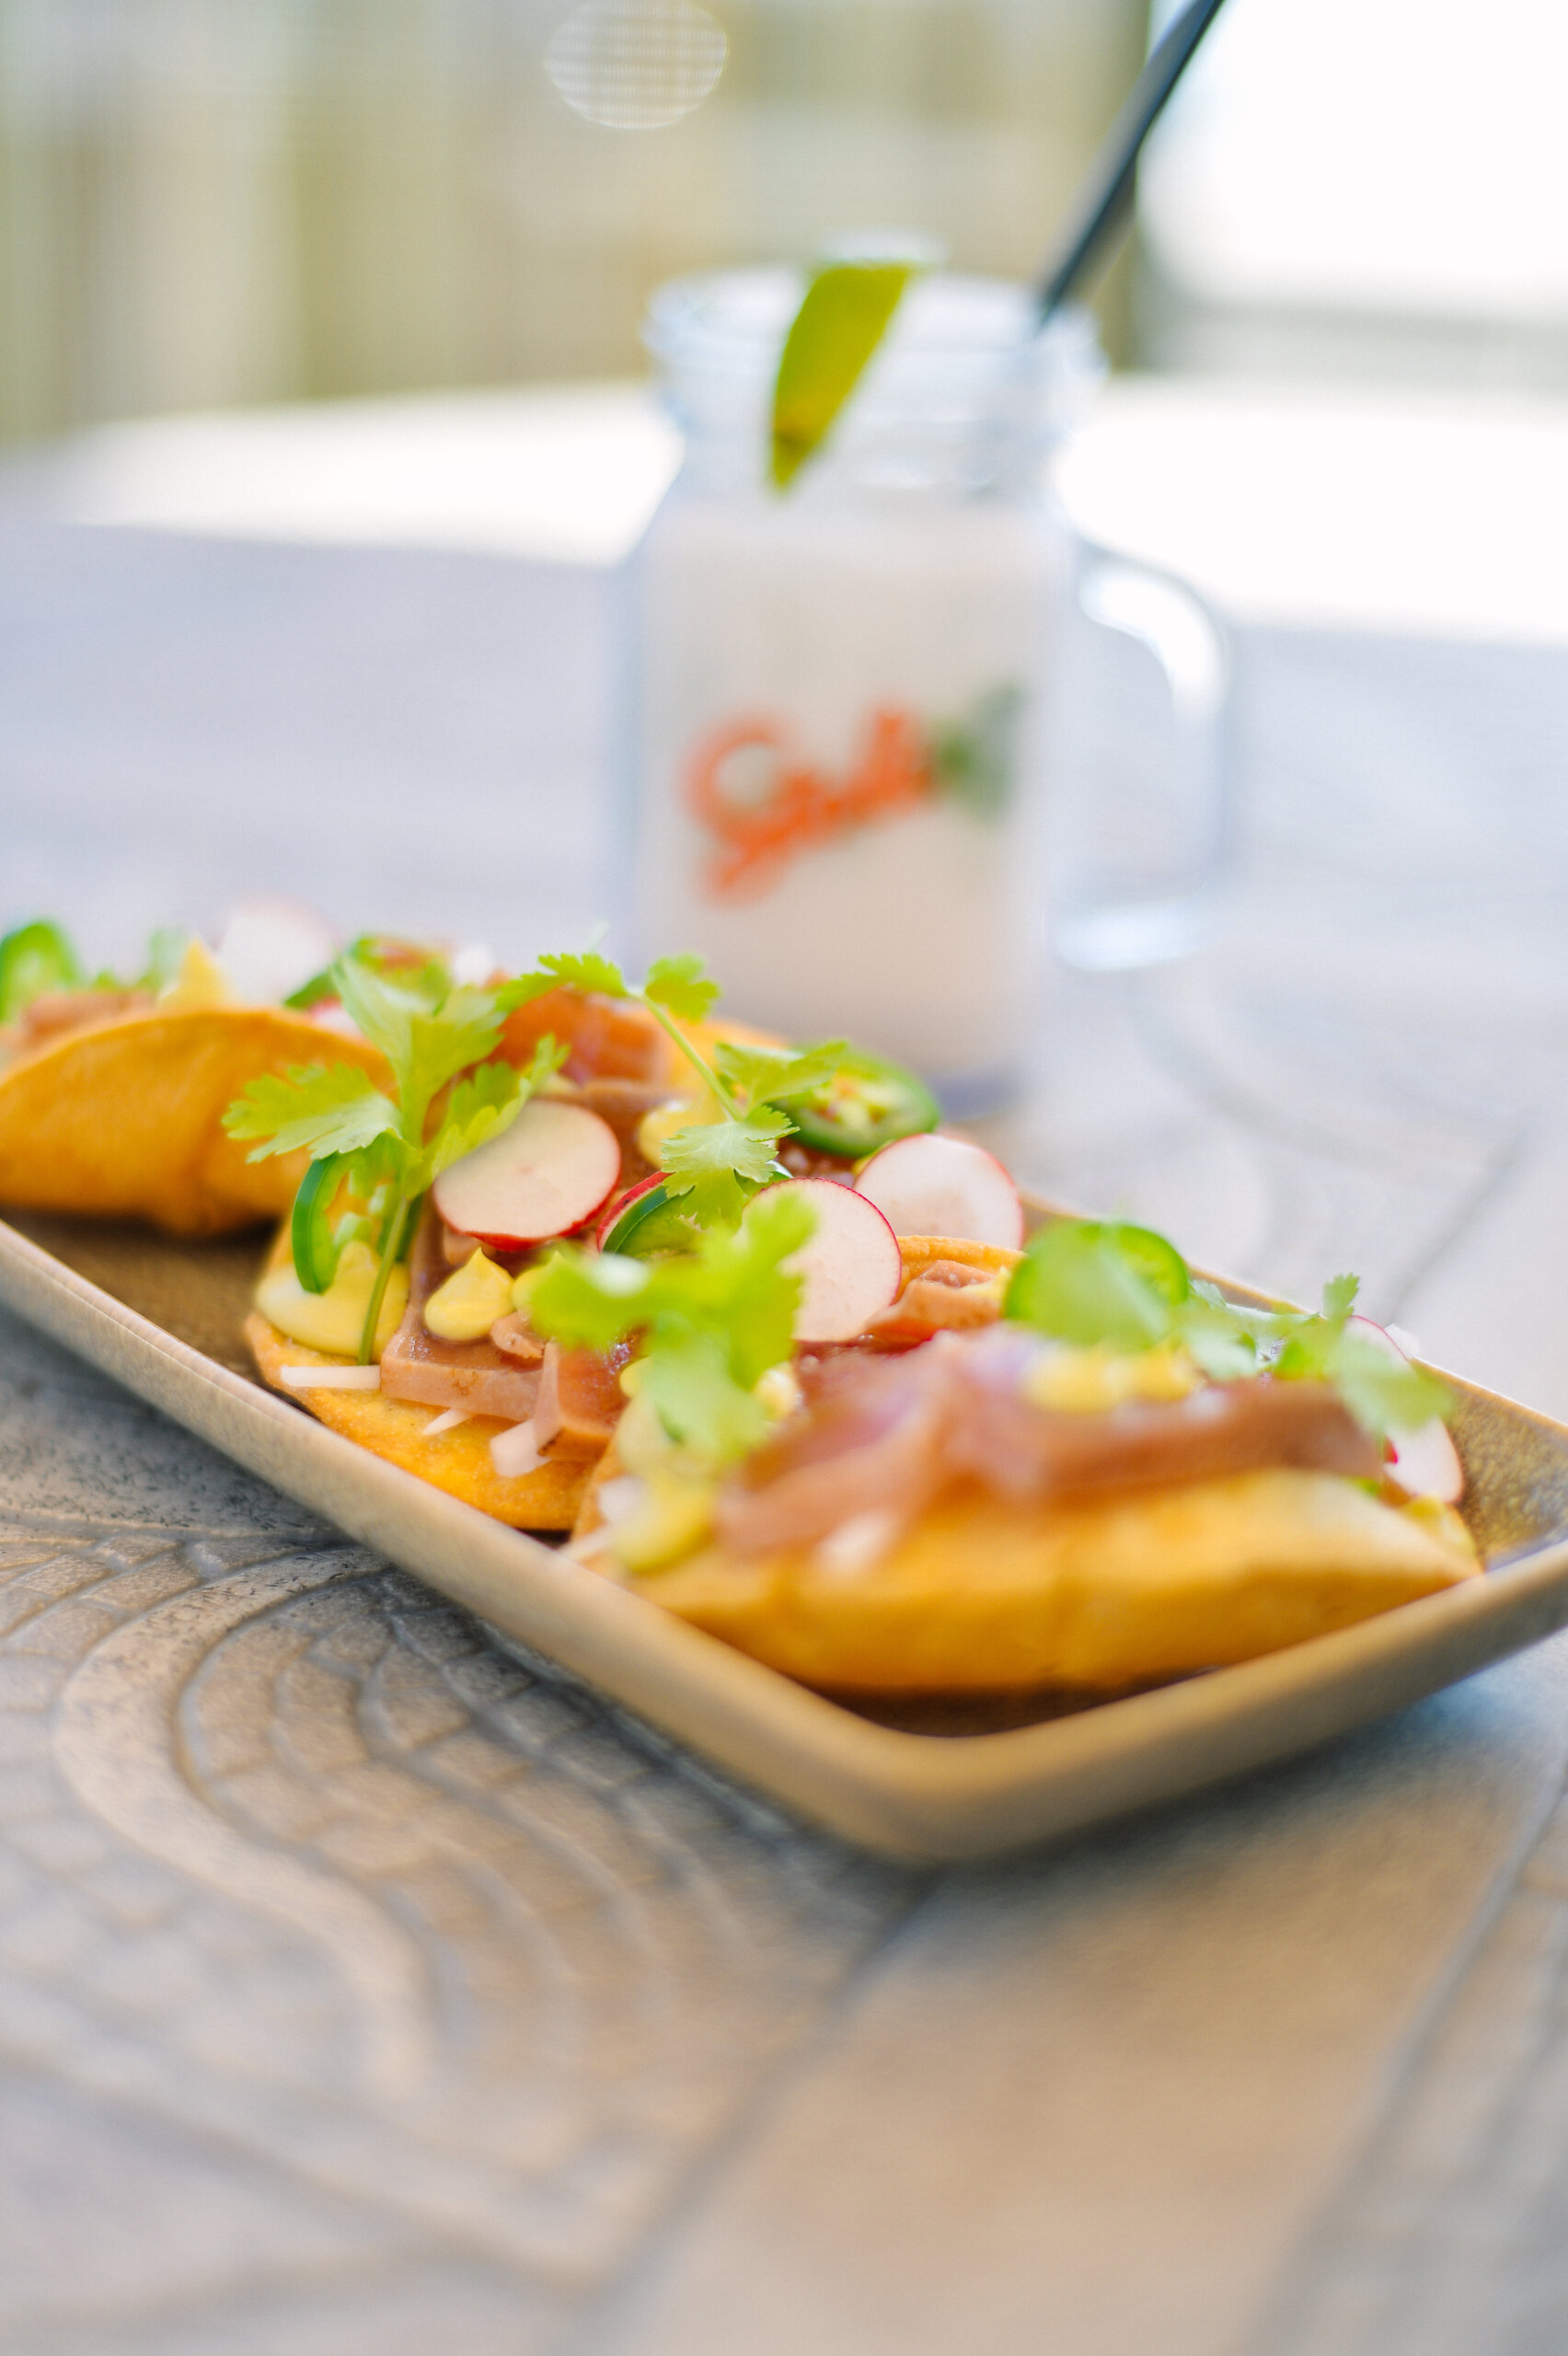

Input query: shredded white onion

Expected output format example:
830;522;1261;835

594;1475;648;1529
814;1507;901;1576
281;1365;381;1391
423;1407;470;1436
490;1419;545;1478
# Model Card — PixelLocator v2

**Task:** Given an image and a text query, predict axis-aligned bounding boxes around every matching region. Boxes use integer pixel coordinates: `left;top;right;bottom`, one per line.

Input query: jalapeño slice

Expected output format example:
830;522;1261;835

291;1154;349;1294
600;1180;702;1260
783;1049;940;1159
0;920;85;1022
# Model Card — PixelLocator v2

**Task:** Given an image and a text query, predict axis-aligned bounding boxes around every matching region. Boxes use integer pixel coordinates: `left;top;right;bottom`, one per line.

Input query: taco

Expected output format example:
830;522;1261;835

548;1198;1478;1697
234;944;951;1532
244;1221;593;1529
33;919;1465;1702
0;912;401;1237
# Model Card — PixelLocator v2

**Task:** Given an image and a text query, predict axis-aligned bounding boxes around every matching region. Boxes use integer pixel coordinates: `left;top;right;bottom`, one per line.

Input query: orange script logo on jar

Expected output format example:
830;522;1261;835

683;685;1024;901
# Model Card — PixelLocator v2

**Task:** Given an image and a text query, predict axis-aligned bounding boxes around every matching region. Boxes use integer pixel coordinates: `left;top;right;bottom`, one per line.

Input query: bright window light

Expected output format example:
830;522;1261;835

1141;0;1568;319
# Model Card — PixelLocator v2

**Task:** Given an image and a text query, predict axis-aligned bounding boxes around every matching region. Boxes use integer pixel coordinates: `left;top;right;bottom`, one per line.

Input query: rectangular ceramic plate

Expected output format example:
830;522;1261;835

6;1205;1568;1862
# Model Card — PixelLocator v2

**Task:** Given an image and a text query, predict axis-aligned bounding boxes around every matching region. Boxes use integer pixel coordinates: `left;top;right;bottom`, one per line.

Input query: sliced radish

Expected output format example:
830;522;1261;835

854;1132;1024;1250
216;896;340;1007
434;1097;620;1248
774;1177;902;1345
1348;1314;1465;1504
449;941;499;987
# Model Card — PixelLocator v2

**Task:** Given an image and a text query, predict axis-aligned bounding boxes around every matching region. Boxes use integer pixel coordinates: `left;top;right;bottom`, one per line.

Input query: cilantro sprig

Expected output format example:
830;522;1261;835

0;920;86;1022
711;1037;849;1109
509;947;805;1228
284;932;454;1012
225;950;562;1362
1005;1218;1451;1447
529;1186;813;1471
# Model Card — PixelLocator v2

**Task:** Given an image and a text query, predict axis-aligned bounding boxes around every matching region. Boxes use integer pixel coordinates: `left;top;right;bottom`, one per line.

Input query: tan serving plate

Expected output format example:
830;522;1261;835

4;1205;1568;1862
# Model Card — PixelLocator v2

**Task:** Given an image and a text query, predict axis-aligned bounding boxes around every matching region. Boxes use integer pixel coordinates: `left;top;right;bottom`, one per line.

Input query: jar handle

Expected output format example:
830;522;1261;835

1053;551;1231;973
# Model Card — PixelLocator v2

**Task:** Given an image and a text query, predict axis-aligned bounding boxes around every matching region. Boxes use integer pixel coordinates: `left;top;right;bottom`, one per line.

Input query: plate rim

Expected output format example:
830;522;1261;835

4;1210;1568;1860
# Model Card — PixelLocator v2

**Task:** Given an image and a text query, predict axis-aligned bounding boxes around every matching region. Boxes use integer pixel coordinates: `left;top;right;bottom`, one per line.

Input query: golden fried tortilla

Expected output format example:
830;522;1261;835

246;1300;590;1530
0;1007;390;1237
894;1236;1020;1282
622;1472;1478;1692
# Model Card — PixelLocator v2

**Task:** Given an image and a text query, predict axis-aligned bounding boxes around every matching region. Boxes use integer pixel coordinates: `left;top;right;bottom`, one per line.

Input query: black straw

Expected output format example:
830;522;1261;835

1036;0;1230;324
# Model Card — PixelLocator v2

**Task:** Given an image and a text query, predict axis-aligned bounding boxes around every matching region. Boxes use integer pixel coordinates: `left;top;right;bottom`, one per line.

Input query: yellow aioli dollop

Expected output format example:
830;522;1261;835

599;1358;801;1574
255;1239;408;1359
509;1261;550;1316
423;1248;513;1342
755;1362;802;1421
610;1473;717;1576
157;937;236;1010
635;1088;723;1166
1022;1341;1203;1415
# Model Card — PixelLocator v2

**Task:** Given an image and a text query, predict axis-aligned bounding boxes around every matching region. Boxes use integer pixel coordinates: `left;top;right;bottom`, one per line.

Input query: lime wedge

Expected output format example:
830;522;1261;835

769;259;918;491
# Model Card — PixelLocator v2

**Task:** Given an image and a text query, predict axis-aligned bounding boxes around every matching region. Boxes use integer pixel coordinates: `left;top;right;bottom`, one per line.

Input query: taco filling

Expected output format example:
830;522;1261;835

0;912;1481;1694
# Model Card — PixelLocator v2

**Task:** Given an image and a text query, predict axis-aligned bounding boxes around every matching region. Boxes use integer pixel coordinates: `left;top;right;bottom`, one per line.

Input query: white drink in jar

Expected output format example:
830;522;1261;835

628;271;1103;1108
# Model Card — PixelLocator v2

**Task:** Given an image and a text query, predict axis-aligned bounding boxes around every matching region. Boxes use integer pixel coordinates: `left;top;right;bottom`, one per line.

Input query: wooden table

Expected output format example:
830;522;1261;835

4;382;1568;2356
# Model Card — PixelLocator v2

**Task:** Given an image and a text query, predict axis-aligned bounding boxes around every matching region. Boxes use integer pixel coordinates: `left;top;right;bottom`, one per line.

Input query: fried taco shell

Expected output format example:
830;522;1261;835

612;1472;1478;1692
245;1299;589;1531
0;1007;389;1237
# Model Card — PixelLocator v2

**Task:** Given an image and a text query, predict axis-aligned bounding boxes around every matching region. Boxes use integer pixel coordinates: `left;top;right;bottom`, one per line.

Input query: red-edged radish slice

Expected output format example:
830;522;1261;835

1348;1314;1464;1504
216;895;340;1007
775;1177;902;1344
433;1098;620;1248
854;1132;1024;1250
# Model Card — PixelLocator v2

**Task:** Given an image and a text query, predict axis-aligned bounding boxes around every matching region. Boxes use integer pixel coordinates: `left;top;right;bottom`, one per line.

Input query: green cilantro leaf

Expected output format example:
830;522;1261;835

1005;1218;1453;1450
714;1037;849;1112
1177;1295;1259;1381
505;946;743;1210
402;986;515;1119
525;1246;651;1353
0;920;86;1022
1274;1308;1453;1443
642;1332;772;1466
657;1168;751;1230
643;952;721;1024
285;933;450;1012
1005;1219;1190;1351
228;947;556;1362
329;956;417;1076
425;1057;523;1180
137;927;192;995
332;958;510;1138
223;1064;398;1162
1321;1273;1359;1322
423;1035;565;1184
658;1108;795;1231
1330;1331;1452;1440
525;949;628;1000
660;1111;793;1190
530;1186;813;1469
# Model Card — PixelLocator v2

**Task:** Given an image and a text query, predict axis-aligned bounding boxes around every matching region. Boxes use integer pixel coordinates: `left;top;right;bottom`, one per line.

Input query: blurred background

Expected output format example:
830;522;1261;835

4;0;1565;448
0;0;1144;444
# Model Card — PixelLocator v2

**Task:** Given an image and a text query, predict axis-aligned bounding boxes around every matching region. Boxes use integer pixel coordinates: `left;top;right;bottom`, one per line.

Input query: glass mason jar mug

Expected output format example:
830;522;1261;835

627;269;1228;1109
